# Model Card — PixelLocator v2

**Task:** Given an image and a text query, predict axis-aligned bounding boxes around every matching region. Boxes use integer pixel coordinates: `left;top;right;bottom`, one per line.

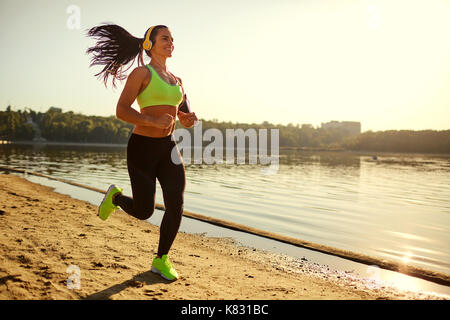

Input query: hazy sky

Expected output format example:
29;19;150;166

1;0;449;132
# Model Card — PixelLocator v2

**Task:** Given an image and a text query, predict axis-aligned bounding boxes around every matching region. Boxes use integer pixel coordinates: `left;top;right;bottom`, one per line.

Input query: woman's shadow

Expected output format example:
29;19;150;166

83;270;170;300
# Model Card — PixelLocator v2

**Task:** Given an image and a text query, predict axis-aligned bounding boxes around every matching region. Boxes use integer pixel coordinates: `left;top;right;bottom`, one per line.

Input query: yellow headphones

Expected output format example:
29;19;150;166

142;26;156;51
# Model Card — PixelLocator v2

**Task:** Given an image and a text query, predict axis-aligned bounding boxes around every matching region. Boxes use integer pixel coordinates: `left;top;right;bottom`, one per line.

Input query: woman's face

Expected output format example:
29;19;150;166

152;28;174;58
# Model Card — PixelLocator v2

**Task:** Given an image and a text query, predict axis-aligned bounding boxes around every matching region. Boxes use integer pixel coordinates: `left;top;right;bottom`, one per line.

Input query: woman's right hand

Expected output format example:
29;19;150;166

149;113;175;129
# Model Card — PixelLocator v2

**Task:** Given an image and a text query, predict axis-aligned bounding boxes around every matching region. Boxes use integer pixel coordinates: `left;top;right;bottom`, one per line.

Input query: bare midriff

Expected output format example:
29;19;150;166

132;105;177;138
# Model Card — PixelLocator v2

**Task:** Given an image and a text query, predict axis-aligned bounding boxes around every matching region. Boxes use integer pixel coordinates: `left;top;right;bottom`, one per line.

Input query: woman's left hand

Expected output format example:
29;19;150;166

178;111;198;128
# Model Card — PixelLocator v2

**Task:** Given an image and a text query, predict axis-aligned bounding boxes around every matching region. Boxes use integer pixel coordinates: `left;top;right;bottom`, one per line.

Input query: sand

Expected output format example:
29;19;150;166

0;173;447;300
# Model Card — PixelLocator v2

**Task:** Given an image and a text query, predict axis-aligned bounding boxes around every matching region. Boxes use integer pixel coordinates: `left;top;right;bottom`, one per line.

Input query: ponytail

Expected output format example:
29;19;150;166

85;23;144;88
86;23;169;88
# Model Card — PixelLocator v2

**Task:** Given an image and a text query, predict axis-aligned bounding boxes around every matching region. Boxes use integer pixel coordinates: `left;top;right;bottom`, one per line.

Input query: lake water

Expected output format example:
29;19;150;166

1;143;449;277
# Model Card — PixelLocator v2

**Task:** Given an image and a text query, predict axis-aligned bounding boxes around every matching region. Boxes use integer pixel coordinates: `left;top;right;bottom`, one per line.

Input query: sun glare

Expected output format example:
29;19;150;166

401;252;412;264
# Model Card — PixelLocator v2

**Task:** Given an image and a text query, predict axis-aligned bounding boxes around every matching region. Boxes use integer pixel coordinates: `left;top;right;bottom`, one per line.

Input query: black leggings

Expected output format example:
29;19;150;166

113;133;185;257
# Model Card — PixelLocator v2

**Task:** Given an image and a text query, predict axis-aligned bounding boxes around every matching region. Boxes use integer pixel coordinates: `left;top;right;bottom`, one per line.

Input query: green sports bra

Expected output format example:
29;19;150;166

136;64;183;109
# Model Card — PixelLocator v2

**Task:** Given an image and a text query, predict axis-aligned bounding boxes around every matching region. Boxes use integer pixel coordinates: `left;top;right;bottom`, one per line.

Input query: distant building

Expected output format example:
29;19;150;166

321;121;361;136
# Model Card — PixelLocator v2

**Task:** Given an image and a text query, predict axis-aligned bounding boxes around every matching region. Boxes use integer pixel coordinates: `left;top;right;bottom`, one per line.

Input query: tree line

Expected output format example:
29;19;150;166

1;106;449;153
0;106;132;143
341;130;450;154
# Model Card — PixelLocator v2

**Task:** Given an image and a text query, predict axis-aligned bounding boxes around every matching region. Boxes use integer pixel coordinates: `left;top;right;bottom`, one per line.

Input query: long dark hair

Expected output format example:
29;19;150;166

85;23;167;88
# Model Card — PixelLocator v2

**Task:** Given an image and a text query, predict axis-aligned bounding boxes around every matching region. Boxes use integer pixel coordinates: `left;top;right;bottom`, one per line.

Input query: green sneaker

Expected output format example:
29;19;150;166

151;255;179;281
98;184;122;221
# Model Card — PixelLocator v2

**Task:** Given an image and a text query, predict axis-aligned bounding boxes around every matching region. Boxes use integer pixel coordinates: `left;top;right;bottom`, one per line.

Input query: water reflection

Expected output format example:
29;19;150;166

1;144;367;169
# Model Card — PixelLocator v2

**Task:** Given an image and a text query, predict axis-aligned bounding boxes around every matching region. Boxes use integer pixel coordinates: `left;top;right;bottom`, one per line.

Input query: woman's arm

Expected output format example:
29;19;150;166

178;111;198;128
174;76;198;128
116;67;174;129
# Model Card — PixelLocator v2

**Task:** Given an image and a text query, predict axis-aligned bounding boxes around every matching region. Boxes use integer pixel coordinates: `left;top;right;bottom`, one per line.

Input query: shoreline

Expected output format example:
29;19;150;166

2;164;449;287
0;173;448;300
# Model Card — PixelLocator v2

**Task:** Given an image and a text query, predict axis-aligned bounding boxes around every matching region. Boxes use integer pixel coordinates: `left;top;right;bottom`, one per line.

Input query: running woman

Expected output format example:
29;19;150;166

86;24;198;281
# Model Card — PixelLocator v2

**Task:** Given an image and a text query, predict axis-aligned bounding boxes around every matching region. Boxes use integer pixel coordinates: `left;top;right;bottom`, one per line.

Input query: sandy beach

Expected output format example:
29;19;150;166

0;173;447;300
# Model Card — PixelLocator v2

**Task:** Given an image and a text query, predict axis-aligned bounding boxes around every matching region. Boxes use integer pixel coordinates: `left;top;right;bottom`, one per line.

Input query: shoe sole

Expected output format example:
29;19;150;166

151;266;178;281
98;185;117;220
